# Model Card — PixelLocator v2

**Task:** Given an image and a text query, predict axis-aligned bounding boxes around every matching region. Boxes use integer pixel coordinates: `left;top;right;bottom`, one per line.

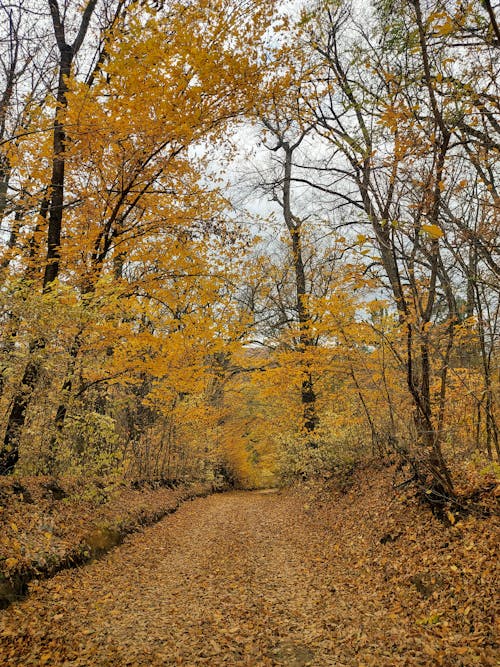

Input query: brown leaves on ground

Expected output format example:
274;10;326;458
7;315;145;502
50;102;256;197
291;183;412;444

0;476;212;599
0;465;498;666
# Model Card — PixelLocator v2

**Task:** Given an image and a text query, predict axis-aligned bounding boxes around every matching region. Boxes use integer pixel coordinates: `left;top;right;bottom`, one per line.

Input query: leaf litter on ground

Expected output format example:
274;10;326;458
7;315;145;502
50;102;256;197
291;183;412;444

0;464;498;666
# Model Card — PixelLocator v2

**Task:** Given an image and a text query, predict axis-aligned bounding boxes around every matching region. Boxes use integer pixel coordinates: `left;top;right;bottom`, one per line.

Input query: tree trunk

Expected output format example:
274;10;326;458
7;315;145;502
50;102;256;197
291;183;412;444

283;144;319;437
0;340;43;474
0;0;98;474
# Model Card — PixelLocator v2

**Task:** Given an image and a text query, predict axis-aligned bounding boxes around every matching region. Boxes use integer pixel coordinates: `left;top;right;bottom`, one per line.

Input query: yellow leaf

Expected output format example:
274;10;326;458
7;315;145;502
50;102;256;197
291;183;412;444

435;15;455;36
417;612;442;626
422;224;444;239
9;522;18;532
4;557;18;569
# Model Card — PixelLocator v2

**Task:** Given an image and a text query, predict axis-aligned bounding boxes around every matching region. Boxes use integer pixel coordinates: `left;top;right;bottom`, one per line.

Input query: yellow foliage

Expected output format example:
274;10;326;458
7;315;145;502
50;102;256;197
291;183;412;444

421;224;444;239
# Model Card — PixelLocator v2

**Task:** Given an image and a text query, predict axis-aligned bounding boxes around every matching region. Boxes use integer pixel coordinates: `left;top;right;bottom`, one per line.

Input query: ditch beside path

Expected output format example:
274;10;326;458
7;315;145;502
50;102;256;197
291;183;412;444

0;481;498;666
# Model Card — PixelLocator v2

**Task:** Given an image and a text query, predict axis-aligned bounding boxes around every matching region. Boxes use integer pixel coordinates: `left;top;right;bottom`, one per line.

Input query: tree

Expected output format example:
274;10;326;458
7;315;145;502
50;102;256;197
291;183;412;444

287;0;500;493
0;0;278;475
258;118;319;435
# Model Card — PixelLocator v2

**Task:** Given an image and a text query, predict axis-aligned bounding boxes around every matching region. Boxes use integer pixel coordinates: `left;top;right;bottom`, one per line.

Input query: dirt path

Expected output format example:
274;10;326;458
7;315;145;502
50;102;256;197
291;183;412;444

0;484;498;666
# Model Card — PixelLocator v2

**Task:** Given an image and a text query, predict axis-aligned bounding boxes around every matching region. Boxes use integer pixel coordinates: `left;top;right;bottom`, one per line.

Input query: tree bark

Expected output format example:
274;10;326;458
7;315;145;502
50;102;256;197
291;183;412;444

0;0;98;474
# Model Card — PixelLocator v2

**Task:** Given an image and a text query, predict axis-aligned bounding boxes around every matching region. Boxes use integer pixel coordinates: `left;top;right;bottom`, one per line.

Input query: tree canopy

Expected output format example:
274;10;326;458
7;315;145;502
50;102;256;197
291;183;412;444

0;0;497;498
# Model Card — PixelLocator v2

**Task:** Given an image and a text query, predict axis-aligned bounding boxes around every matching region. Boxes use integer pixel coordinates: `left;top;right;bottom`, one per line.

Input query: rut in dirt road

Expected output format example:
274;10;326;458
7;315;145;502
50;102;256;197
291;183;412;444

0;484;498;666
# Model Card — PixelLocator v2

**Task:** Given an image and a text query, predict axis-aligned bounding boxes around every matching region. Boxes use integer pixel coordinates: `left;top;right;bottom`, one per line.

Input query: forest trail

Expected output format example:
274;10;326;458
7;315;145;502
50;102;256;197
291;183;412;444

0;481;498;666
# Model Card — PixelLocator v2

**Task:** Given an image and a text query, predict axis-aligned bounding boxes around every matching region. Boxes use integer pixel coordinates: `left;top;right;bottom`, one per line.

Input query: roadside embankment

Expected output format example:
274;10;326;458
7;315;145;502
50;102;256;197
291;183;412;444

0;475;222;608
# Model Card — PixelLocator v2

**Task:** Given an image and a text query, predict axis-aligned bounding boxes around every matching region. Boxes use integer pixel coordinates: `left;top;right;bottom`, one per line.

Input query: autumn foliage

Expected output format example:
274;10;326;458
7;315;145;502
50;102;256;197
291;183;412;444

0;0;497;501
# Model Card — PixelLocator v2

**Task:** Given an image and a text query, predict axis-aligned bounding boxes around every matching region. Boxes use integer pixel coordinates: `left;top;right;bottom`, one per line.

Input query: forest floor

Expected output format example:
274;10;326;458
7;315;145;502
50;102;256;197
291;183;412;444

0;464;498;666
